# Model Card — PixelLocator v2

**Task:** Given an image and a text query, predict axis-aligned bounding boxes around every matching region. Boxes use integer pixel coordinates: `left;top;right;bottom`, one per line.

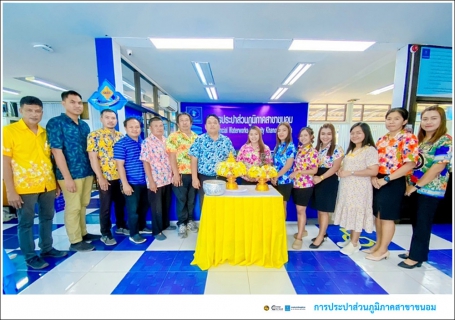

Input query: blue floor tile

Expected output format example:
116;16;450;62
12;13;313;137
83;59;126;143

90;235;128;251
87;198;100;209
312;251;362;272
431;224;453;242
428;250;453;277
113;236;154;251
112;271;168;294
327;271;388;294
85;214;100;224
158;271;207;294
288;271;343;294
12;270;48;293
285;251;325;272
169;251;205;272
130;251;178;272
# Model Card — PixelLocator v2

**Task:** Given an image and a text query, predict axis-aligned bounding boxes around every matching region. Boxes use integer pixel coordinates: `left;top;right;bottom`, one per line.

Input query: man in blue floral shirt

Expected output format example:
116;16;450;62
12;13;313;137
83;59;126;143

189;114;235;208
46;90;99;252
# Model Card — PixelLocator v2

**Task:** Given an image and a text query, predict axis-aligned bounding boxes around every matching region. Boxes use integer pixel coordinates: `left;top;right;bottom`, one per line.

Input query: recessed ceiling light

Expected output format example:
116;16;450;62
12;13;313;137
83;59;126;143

191;62;215;86
205;87;218;100
3;87;20;95
150;38;233;49
369;84;394;95
289;40;375;51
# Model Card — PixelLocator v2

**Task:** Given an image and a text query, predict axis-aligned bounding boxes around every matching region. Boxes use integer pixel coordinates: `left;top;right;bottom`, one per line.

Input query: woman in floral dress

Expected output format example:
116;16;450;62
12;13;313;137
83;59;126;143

333;122;379;256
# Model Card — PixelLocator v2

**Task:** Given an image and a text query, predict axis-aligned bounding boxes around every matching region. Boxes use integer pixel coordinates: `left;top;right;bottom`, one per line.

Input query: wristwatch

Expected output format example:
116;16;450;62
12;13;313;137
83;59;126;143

384;175;391;183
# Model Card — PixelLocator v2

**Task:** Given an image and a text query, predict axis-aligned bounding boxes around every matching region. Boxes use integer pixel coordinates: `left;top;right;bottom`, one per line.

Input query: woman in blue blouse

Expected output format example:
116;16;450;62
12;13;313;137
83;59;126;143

271;122;297;220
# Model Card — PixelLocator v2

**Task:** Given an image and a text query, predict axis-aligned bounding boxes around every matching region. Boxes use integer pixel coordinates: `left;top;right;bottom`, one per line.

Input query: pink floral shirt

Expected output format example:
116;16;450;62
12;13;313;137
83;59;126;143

140;134;172;188
236;143;273;181
293;144;319;188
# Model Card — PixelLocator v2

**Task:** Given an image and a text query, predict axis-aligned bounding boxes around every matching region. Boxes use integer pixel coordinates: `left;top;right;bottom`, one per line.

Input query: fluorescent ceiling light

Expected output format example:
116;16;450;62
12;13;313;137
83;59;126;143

192;62;215;86
3;87;20;95
282;63;313;86
369;84;394;95
150;38;233;49
270;87;288;100
205;87;213;100
209;87;218;100
289;40;375;51
24;77;68;91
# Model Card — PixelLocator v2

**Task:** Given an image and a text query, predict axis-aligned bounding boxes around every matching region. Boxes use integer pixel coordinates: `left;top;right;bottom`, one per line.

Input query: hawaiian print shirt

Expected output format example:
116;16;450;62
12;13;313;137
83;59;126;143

273;142;297;185
317;143;344;168
293;144;319;188
376;130;419;175
2;119;57;194
188;133;235;176
407;134;452;198
166;130;198;174
140;134;173;188
87;128;124;180
236;143;273;181
46;113;93;180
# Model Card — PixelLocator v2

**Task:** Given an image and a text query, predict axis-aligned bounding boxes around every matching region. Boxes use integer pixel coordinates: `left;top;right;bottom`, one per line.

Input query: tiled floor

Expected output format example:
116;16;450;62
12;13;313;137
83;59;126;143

2;190;453;296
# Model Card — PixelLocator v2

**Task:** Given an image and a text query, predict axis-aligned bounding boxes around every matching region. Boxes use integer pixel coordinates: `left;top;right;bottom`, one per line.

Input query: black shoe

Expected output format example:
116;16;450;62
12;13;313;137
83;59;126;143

129;234;146;244
309;241;323;249
41;248;68;258
311;234;328;242
398;253;409;259
70;241;95;252
26;256;49;269
82;233;101;243
397;261;422;269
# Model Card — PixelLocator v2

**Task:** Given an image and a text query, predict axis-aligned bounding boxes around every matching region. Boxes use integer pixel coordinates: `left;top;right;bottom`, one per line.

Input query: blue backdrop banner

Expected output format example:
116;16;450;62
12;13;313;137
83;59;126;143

181;102;309;150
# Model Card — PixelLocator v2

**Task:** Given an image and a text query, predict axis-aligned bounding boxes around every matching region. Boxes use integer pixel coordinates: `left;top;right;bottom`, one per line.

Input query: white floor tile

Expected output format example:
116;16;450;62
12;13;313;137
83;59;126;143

349;253;399;272
389;235;411;250
428;235;453;250
66;271;126;294
205;271;250;294
366;270;433;294
146;232;184;251
179;232;199;250
53;251;110;272
248;271;296;294
19;271;86;294
90;251;143;272
403;269;453;294
393;224;413;236
208;262;248;272
51;211;66;224
51;226;68;236
246;265;286;272
86;208;98;215
85;224;102;234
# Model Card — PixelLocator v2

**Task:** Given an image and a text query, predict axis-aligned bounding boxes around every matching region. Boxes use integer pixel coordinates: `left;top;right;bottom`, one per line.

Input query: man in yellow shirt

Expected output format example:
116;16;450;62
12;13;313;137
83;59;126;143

3;96;67;270
87;109;127;245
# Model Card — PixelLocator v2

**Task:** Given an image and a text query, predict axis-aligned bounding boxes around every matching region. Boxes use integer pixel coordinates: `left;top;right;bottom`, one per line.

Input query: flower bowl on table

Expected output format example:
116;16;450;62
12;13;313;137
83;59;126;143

203;180;227;196
247;165;278;191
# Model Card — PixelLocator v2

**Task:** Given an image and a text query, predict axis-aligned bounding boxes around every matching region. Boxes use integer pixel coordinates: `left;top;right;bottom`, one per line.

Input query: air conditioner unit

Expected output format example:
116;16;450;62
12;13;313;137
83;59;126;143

159;95;177;112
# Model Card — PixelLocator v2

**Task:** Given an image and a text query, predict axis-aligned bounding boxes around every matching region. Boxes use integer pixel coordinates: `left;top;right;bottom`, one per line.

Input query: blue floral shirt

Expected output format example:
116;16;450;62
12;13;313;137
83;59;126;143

46;113;93;180
273;142;297;185
188;133;235;176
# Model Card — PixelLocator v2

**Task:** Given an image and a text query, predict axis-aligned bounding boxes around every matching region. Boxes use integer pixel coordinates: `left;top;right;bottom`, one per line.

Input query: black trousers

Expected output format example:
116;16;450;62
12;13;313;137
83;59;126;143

124;184;149;237
408;192;441;262
172;174;197;227
148;184;172;235
197;174;227;212
99;179;127;236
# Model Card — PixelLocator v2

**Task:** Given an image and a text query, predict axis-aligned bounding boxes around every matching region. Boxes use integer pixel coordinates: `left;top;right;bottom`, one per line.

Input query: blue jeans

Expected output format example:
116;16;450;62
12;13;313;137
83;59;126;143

17;190;56;261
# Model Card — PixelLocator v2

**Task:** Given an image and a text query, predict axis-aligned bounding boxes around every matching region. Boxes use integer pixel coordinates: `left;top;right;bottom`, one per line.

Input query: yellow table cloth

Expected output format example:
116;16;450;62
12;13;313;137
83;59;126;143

191;185;288;270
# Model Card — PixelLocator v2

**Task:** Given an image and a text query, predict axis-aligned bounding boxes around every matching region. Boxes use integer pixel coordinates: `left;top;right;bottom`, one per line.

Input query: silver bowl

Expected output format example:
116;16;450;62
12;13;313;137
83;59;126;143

203;180;226;196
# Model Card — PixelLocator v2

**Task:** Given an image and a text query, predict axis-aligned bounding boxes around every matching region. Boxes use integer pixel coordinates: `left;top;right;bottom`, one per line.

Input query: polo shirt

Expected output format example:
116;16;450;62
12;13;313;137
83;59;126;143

113;135;146;185
2;119;57;194
46;113;93;180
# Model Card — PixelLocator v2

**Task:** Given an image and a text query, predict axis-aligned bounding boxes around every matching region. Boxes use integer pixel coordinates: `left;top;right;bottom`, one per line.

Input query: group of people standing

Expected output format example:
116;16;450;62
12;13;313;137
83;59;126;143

3;91;452;272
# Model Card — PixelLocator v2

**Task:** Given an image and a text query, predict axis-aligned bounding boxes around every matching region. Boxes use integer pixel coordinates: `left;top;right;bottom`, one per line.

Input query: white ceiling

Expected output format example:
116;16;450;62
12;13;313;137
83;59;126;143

2;2;453;105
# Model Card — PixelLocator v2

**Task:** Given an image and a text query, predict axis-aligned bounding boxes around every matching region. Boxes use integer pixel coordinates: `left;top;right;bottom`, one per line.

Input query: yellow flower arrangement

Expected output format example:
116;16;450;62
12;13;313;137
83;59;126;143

247;165;278;180
215;152;247;189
